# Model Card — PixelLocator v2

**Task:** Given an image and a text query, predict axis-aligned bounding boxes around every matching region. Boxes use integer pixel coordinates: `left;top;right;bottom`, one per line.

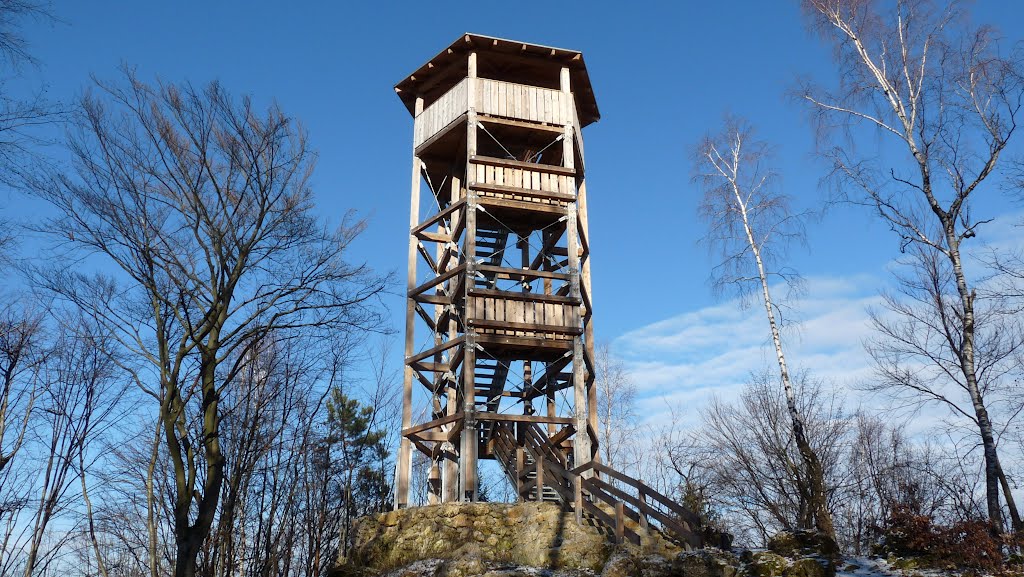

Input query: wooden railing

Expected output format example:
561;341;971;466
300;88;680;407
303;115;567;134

476;78;569;126
469;155;576;206
413;78;582;149
414;78;468;148
571;461;702;549
491;422;704;550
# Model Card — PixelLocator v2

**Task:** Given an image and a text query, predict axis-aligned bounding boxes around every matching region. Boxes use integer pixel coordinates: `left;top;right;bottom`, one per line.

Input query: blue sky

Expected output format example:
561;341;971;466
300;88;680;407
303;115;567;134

7;1;1024;429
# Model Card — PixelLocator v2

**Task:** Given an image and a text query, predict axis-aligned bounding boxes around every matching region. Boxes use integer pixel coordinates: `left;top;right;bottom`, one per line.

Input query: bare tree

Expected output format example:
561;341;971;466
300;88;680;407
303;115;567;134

864;246;1024;530
693;118;836;541
836;411;955;554
802;0;1024;531
0;0;63;188
594;342;639;472
668;372;846;547
0;302;41;474
26;70;389;577
20;313;125;577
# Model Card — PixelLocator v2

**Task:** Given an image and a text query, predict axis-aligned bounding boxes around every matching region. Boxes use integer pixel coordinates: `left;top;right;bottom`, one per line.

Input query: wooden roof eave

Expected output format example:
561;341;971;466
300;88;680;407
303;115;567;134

395;33;600;126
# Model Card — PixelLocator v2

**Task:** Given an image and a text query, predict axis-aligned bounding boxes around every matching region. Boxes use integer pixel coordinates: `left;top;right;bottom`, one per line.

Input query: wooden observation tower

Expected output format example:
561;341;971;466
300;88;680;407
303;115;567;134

394;33;599;507
391;34;705;550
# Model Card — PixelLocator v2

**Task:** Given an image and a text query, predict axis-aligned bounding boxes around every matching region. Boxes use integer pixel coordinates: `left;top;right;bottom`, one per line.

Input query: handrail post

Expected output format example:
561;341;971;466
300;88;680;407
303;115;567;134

614;501;625;544
574;476;583;524
638;487;649;532
535;453;544;502
516;446;525;499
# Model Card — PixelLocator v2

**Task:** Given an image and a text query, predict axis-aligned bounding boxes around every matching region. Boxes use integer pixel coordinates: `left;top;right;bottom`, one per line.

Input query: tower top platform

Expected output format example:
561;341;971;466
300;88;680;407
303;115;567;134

394;33;600;128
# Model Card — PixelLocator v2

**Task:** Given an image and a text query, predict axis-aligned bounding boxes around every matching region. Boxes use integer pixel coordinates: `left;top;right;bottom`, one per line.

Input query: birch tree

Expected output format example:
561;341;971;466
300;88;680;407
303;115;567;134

693;118;836;542
801;0;1024;531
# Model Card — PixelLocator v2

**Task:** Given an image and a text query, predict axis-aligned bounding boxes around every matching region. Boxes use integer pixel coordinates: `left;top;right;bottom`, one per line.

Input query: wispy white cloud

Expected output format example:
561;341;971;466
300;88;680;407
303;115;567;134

611;210;1024;441
613;274;885;429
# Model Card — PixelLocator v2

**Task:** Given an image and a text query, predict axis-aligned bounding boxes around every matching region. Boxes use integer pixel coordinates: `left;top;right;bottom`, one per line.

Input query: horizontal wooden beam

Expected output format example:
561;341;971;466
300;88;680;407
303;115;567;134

411;361;449;373
468;288;580;305
548;424;576;447
475;413;574;425
412;198;466;235
477;114;564;135
471;181;575;203
407;336;465;364
415;230;452;244
402;412;464;437
470;154;576;177
411;292;452;306
475;333;573;351
476;264;570;281
411;431;448;442
409;264;465;297
476;196;569;219
468;318;582;336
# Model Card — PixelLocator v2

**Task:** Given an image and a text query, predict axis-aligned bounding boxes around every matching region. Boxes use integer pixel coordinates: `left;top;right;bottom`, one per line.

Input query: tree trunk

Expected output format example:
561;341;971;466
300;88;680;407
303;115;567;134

997;463;1023;532
946;231;1005;532
737;185;837;543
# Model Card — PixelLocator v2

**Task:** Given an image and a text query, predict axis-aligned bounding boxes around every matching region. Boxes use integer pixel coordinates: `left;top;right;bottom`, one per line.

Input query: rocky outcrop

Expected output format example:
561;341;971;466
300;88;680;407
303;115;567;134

332;503;836;577
766;531;839;560
337;502;620;574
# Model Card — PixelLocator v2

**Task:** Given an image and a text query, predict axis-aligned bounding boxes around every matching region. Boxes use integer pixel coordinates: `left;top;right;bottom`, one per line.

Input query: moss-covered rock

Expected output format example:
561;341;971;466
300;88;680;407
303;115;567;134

748;551;789;577
784;558;829;577
334;502;749;577
338;503;620;574
672;549;740;577
766;531;838;560
599;551;642;577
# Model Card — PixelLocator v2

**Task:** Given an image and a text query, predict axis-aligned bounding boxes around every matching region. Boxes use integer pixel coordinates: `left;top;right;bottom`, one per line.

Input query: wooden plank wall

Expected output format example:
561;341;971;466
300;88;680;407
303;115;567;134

467;295;578;337
572;98;584;162
414;78;580;149
473;163;570;203
413;78;468;148
476;79;566;125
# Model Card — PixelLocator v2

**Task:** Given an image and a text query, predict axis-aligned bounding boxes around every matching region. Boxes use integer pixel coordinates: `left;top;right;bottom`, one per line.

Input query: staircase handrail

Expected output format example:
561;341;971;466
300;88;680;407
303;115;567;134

570;460;703;548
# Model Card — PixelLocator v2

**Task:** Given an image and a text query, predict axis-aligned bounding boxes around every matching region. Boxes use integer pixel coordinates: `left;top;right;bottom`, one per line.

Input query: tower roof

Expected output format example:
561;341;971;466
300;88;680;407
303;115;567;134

395;33;600;128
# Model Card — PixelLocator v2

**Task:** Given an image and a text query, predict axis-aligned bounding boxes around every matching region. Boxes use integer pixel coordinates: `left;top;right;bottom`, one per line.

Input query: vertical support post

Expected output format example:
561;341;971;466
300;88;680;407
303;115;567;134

578;179;599;463
429;210;446;505
547;389;557;439
396;96;425;509
461;332;478;501
443;174;461;503
561;65;591;474
427;462;440;505
459;50;479;503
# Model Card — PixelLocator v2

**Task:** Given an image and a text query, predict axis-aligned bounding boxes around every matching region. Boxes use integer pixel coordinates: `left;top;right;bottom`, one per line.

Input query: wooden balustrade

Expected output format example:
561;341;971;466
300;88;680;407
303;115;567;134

491;422;703;548
412;77;581;151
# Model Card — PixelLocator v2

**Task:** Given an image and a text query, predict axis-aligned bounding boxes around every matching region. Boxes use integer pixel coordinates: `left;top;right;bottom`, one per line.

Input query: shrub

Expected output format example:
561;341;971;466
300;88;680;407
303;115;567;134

876;506;1006;572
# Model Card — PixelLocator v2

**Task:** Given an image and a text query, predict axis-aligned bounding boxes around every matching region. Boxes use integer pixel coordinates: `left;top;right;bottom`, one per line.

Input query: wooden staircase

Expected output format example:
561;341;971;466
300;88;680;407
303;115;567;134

474;226;510;289
490;422;704;549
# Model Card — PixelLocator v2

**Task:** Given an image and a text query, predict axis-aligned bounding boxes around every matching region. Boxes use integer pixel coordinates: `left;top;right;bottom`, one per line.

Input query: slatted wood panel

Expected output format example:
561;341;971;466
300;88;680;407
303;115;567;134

414;78;468;148
467;295;579;339
571;96;584;162
414;78;582;148
477;78;568;125
472;162;571;205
